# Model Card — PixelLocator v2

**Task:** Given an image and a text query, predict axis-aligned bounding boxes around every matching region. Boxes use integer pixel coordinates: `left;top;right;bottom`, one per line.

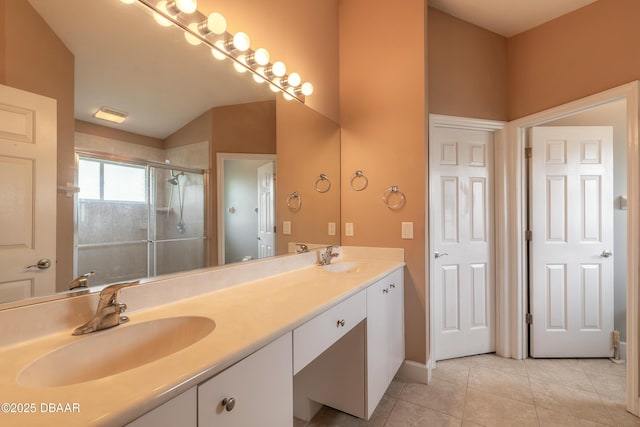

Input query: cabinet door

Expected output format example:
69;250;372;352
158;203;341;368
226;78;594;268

198;332;292;427
366;277;390;417
387;269;405;378
366;269;405;418
127;387;196;427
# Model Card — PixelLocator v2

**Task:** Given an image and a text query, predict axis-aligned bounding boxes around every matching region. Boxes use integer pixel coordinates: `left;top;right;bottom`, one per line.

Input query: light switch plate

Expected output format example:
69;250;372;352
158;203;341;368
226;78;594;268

283;221;292;235
401;222;414;239
345;222;354;237
328;222;336;236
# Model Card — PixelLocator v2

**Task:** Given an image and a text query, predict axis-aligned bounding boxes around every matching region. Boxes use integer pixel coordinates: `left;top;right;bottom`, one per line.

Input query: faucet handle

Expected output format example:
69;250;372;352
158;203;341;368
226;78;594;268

99;280;140;304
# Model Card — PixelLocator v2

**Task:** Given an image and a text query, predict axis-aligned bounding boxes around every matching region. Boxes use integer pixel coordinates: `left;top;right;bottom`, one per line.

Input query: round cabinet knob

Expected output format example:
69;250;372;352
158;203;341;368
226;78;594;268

336;319;345;327
221;397;236;412
390;284;396;289
383;288;389;294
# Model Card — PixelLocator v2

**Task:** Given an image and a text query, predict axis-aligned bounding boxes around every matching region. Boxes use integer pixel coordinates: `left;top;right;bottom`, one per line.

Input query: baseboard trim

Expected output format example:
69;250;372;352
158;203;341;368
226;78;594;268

397;360;430;384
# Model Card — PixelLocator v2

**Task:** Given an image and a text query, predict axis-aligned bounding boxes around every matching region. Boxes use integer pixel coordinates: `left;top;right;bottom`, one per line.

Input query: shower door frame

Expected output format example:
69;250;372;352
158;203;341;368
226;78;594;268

73;150;208;283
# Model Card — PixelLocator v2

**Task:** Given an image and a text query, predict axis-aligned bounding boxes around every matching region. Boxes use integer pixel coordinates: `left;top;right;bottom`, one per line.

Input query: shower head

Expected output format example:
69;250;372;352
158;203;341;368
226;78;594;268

167;172;184;185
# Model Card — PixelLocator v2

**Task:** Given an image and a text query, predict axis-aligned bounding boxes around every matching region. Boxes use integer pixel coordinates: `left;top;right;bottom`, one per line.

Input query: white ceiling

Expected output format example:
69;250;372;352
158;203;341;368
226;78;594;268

428;0;598;37
28;0;275;139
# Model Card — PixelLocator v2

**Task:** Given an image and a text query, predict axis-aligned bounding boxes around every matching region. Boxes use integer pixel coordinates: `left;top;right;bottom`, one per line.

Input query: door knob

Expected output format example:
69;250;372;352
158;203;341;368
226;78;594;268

601;250;613;258
434;251;448;259
25;259;51;270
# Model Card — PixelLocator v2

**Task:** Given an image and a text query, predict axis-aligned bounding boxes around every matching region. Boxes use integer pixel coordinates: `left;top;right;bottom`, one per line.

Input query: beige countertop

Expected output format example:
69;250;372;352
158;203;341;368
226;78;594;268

0;254;404;426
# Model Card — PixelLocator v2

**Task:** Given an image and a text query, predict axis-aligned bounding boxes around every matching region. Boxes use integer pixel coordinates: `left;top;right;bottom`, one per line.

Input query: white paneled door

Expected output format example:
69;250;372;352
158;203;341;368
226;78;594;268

431;126;495;360
530;126;614;357
257;161;275;259
0;84;57;303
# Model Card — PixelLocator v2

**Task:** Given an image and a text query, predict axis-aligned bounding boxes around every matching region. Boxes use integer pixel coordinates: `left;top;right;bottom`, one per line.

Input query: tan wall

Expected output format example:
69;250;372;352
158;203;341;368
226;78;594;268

2;0;75;289
75;120;164;149
0;1;5;84
428;7;508;121
208;101;277;265
275;97;341;255
508;0;640;120
339;0;427;364
164;111;212;149
198;0;339;123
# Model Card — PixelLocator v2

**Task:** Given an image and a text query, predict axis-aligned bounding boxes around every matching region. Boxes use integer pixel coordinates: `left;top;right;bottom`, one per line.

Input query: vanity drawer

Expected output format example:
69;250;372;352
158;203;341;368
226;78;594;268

293;290;366;374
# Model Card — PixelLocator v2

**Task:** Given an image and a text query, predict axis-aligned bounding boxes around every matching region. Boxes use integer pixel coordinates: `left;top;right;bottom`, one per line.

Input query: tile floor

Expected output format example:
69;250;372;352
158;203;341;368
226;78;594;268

294;354;639;426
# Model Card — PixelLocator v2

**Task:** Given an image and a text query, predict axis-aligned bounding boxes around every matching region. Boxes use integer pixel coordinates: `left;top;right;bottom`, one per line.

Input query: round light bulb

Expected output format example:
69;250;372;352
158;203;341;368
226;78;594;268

211;41;227;60
153;1;173;26
301;82;314;96
185;23;202;45
269;80;281;92
254;48;270;66
175;0;197;14
233;61;247;73
283;87;295;101
253;71;265;84
287;72;301;87
232;32;250;52
272;61;286;77
206;12;227;35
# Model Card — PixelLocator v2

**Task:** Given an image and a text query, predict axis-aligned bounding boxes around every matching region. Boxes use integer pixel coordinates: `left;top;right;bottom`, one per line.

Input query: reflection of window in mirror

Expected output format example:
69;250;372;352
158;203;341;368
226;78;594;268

78;159;146;202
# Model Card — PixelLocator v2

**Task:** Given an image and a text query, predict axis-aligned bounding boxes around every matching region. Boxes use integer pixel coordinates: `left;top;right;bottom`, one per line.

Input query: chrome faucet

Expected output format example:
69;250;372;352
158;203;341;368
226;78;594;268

318;245;339;266
72;280;140;336
69;271;95;290
296;243;309;253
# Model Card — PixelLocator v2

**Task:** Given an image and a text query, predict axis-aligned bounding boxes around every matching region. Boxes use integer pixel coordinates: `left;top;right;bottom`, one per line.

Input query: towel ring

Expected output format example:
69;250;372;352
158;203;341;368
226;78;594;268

381;186;405;210
287;191;302;211
350;170;368;191
315;173;331;193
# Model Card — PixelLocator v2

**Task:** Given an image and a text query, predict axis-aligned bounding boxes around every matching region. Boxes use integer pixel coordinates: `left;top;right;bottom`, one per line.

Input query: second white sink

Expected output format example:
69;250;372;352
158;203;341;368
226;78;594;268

18;316;215;388
322;261;360;273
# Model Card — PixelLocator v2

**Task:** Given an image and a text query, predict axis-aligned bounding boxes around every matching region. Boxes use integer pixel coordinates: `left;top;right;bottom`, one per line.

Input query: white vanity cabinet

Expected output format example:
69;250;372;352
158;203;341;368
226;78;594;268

366;269;404;417
198;332;293;427
127;387;197;427
293;267;404;421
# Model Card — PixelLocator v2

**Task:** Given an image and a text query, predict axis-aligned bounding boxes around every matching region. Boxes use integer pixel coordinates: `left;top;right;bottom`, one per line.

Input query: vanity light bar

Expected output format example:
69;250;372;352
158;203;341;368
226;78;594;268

132;0;313;102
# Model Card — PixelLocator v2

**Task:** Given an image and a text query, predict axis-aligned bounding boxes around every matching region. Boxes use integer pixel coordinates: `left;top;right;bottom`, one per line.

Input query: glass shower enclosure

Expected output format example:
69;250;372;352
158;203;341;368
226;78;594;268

75;153;206;287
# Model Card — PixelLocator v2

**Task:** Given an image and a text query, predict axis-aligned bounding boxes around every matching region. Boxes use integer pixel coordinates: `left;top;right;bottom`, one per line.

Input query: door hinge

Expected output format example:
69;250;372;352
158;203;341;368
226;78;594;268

525;230;533;241
525;147;532;159
526;313;533;324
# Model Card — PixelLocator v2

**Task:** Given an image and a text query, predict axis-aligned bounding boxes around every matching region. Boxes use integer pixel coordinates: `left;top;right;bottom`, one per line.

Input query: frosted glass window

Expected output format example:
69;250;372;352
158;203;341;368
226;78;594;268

78;158;146;202
78;159;101;200
104;163;146;202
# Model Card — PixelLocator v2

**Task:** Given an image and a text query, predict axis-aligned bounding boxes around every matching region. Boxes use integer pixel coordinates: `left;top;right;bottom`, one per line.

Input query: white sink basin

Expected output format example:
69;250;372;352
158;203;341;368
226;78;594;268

18;316;215;388
323;261;360;273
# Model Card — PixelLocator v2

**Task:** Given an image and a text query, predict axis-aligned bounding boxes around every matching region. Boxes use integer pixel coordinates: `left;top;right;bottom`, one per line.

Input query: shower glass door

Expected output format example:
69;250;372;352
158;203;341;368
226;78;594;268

75;154;206;287
152;168;206;277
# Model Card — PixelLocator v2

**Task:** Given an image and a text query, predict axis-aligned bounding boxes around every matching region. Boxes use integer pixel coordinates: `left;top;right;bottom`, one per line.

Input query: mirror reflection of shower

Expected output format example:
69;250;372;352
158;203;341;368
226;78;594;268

167;170;186;234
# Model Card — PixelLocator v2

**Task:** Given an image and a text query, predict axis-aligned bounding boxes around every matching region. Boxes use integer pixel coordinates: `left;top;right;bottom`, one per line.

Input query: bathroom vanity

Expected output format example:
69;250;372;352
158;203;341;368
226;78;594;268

0;247;404;426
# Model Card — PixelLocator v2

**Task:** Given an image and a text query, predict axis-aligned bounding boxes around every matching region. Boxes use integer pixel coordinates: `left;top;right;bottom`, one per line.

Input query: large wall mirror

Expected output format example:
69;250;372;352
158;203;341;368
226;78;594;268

0;0;340;307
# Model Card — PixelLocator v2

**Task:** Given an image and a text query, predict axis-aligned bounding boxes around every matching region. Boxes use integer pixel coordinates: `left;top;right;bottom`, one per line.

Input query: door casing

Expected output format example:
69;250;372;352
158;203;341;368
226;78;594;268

216;152;276;265
427;114;506;369
504;81;640;415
